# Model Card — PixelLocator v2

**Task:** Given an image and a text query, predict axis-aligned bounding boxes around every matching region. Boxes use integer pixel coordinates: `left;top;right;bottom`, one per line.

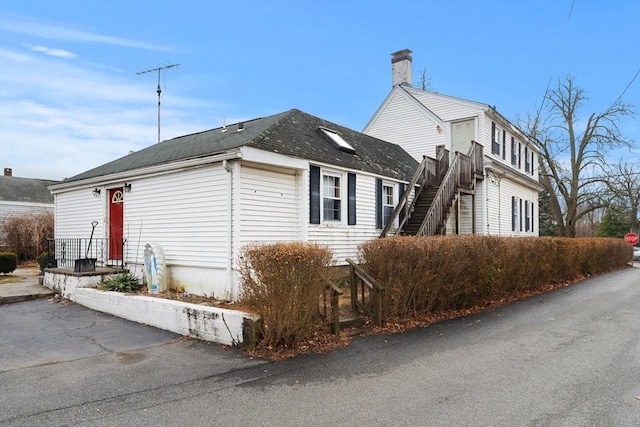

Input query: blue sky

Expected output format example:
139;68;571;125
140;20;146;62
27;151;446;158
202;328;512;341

1;0;639;181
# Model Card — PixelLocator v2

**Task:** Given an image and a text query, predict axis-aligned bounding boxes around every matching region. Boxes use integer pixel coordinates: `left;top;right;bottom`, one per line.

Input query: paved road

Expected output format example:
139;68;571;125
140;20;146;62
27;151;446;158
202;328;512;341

1;267;639;426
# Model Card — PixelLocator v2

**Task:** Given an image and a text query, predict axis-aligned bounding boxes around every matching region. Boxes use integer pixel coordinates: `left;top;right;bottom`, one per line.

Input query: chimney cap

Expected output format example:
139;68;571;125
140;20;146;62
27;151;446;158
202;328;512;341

4;167;12;177
391;49;413;63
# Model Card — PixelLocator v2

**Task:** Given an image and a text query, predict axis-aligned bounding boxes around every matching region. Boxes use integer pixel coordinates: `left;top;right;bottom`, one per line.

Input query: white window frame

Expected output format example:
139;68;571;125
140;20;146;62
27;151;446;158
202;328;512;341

322;170;343;223
382;183;395;228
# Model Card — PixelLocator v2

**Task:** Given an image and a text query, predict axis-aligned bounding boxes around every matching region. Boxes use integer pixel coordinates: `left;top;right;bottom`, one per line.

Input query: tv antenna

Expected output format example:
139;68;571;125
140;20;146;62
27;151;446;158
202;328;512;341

136;63;180;143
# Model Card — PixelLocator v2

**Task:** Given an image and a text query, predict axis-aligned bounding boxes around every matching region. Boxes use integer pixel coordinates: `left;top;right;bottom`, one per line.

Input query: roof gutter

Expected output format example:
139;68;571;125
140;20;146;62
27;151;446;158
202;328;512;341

49;150;242;194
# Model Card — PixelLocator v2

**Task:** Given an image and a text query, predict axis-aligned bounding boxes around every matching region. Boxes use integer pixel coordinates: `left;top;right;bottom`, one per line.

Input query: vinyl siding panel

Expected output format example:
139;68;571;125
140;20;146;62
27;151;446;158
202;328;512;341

366;91;447;162
124;165;229;268
459;194;474;234
239;165;300;246
486;177;538;236
308;172;384;263
54;190;105;239
409;91;481;122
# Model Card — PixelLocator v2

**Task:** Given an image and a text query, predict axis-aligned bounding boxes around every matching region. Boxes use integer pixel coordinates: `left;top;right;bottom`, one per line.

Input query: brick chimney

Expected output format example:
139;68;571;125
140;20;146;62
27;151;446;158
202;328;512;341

4;168;12;177
391;49;413;87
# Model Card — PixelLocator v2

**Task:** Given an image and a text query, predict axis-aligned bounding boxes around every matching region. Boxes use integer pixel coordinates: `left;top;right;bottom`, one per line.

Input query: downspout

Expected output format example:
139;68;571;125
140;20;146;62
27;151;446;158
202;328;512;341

223;160;233;299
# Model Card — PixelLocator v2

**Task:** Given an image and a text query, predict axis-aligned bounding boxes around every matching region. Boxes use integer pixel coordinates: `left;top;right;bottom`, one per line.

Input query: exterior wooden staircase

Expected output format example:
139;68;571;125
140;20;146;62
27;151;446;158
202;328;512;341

381;142;484;238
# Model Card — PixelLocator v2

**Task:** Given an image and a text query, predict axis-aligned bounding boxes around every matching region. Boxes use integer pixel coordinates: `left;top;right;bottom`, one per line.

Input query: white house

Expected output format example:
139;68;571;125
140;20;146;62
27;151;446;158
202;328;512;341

48;109;418;301
364;49;543;237
0;168;57;250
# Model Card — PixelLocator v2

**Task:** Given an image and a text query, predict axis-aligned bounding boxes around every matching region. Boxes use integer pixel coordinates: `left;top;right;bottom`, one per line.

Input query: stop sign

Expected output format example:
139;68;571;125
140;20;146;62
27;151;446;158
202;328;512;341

624;232;639;245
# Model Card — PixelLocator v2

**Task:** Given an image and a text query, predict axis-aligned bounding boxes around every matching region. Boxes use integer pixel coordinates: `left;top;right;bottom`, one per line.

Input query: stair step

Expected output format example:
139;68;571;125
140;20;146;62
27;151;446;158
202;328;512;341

339;316;365;329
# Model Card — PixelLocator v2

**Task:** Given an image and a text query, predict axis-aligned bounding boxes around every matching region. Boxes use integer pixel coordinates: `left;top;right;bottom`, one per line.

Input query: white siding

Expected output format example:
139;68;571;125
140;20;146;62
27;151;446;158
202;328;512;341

408;89;482;122
308;172;384;264
486;177;539;237
55;189;105;239
366;90;447;162
475;182;485;235
239;164;300;246
124;165;229;268
459;194;474;234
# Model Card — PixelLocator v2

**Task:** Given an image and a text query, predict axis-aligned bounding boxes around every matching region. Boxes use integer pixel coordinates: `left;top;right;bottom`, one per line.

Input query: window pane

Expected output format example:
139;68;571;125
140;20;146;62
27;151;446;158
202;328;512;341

323;198;341;221
383;206;394;227
322;174;341;221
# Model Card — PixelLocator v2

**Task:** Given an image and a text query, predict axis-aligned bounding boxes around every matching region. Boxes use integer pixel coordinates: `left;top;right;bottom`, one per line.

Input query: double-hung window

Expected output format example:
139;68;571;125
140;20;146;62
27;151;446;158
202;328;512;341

511;137;517;166
525;147;531;173
382;184;394;227
310;165;357;225
491;122;501;156
322;173;341;222
512;196;520;232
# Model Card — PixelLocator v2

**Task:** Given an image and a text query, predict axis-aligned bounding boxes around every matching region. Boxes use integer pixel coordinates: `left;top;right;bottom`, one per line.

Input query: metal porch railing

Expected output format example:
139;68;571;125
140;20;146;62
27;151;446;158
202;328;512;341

46;238;127;269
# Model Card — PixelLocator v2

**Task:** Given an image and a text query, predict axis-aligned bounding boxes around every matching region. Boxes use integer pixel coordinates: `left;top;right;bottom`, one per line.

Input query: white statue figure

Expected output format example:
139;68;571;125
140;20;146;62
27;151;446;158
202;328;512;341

143;243;167;293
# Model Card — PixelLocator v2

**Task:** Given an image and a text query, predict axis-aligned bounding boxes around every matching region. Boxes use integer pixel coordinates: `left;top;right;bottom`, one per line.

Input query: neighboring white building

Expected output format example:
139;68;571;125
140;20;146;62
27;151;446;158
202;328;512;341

364;49;543;237
48;109;418;300
0;168;57;250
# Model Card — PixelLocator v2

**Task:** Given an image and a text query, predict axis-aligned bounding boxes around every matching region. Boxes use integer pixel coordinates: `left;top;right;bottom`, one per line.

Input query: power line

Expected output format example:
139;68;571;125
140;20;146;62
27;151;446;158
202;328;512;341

137;63;180;144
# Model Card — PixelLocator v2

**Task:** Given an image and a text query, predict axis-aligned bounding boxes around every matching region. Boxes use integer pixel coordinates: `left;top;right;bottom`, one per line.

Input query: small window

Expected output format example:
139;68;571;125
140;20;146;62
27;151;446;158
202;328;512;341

512;196;520;232
382;184;394;227
510;137;517;166
492;123;504;157
525;147;531;173
322;174;341;221
319;127;356;154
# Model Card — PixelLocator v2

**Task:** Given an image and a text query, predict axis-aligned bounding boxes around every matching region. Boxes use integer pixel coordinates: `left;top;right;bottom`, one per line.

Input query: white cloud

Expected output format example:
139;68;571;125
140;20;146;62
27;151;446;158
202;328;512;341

0;44;224;180
0;16;173;52
29;45;77;58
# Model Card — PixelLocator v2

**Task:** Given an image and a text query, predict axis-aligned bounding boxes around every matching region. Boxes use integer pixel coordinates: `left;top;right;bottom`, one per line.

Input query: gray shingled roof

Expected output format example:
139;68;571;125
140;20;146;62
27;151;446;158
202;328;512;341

61;109;418;184
0;176;58;203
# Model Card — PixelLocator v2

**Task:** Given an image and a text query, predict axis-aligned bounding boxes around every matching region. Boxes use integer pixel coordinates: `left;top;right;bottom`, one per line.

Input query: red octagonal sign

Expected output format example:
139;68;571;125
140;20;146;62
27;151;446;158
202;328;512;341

624;232;639;245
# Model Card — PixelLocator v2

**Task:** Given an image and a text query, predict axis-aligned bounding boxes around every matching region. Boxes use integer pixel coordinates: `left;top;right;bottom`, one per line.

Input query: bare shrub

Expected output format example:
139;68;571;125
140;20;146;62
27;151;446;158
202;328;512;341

359;236;631;319
1;211;54;260
238;242;334;349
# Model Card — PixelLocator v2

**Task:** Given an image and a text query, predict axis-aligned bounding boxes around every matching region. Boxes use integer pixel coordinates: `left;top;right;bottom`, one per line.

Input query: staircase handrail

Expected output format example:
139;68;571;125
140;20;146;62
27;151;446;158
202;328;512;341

416;152;462;236
380;156;437;238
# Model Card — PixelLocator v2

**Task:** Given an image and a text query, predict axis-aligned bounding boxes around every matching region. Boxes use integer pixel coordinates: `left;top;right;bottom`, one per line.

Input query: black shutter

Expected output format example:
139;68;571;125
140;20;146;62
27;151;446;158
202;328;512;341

375;178;382;229
518;143;522;168
531;203;534;233
531;151;535;175
398;183;406;225
310;165;320;224
348;173;356;225
512;196;516;231
502;129;506;160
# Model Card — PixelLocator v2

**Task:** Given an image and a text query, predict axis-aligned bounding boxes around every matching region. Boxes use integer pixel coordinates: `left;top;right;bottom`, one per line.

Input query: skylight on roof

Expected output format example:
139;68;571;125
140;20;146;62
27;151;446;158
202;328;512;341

318;127;355;154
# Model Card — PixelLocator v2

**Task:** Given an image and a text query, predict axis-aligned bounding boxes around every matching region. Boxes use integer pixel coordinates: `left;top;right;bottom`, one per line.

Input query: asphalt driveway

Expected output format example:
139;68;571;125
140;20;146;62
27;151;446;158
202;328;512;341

1;266;638;426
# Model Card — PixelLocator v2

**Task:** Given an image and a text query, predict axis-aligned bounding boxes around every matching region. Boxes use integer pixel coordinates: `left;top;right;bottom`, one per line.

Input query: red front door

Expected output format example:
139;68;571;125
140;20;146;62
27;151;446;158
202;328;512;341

109;188;124;260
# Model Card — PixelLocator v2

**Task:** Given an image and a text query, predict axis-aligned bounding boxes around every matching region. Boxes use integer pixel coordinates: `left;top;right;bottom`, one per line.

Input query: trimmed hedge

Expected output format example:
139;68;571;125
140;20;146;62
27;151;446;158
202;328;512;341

0;252;18;274
238;242;333;349
359;236;631;319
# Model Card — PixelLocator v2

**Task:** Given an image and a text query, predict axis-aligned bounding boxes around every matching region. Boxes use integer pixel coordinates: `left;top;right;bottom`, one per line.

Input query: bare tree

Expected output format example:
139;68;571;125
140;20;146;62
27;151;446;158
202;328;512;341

419;68;432;91
522;75;634;237
605;160;640;233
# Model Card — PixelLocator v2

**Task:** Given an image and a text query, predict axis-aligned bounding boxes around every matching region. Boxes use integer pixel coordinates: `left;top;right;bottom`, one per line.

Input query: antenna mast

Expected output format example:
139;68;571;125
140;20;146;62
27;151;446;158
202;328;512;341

136;63;180;143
